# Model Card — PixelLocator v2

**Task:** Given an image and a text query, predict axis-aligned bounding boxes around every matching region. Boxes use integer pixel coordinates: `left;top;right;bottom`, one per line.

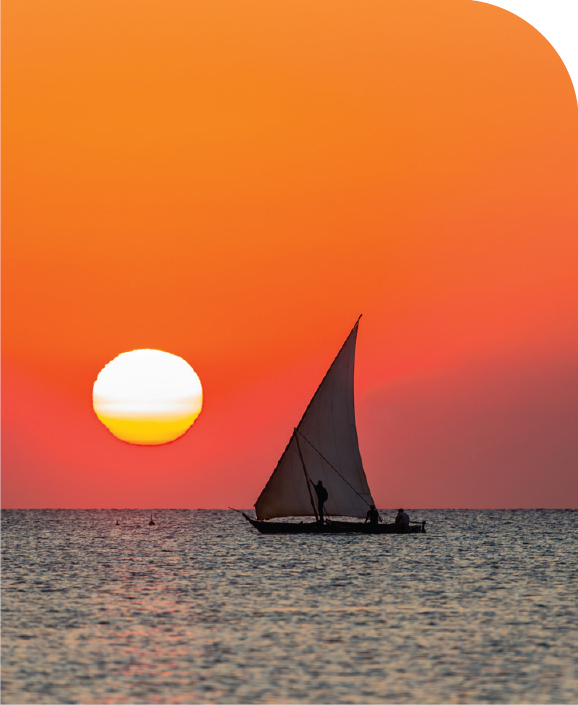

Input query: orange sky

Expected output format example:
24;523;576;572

3;0;578;508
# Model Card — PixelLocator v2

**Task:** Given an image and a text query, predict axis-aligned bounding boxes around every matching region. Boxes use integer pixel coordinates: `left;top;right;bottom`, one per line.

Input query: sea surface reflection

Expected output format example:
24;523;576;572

2;509;577;703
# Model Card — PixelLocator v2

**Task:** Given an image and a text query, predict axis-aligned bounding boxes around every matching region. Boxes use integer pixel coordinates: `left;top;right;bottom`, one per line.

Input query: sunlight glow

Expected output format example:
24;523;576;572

93;349;203;445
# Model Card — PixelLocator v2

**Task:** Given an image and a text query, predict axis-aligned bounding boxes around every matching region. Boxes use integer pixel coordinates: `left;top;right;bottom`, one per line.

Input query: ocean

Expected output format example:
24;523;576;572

1;509;576;704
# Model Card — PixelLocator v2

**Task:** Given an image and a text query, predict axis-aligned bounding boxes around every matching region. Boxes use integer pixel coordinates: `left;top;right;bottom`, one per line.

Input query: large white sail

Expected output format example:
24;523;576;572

255;319;374;520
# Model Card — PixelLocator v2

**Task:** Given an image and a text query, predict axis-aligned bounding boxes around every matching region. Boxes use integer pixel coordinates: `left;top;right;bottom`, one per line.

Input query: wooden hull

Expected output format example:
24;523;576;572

243;514;426;534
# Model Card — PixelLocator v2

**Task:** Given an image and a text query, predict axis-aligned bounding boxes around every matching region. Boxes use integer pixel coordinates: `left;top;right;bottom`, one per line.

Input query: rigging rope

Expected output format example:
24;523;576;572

295;429;372;509
293;429;320;521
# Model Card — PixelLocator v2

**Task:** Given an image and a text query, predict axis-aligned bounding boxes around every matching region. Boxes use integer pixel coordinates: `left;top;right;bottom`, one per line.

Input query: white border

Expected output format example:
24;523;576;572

472;0;578;105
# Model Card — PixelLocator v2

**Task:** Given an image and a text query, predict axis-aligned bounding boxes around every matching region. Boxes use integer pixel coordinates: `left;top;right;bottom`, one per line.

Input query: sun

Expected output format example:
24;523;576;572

93;349;203;445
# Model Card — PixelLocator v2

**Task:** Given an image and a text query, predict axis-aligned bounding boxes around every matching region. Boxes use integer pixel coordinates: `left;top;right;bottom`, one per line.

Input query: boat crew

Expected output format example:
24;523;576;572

311;480;329;524
395;508;410;531
365;504;381;526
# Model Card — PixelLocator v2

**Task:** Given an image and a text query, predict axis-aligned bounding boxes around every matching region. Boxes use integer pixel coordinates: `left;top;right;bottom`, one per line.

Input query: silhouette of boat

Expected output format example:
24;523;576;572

243;317;426;535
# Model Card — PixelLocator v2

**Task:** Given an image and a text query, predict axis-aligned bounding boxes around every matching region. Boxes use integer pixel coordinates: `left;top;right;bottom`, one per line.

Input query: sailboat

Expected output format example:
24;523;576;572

243;317;426;534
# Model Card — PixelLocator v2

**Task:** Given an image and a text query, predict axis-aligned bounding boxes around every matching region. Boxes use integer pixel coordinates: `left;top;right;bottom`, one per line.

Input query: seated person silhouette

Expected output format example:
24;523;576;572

395;508;410;532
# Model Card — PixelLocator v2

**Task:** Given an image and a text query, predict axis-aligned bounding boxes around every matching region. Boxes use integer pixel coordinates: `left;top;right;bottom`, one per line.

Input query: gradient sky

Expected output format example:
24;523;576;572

3;0;578;509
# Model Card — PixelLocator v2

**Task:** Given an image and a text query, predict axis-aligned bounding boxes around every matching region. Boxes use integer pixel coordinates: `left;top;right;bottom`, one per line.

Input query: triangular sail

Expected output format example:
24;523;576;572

255;318;374;520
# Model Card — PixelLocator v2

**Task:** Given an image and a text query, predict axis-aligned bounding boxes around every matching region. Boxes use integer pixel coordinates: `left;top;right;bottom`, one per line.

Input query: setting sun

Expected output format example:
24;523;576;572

92;350;203;445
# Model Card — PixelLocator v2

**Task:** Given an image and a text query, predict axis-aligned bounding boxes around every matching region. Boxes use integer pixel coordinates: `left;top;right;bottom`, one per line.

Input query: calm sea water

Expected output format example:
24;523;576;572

1;509;576;704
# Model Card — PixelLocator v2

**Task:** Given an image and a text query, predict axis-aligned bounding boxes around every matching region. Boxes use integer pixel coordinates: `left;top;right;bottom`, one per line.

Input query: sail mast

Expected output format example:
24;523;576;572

254;315;374;521
294;430;319;522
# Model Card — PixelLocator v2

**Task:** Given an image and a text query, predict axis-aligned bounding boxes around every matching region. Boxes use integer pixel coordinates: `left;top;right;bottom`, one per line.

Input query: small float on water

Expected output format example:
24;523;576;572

243;317;426;535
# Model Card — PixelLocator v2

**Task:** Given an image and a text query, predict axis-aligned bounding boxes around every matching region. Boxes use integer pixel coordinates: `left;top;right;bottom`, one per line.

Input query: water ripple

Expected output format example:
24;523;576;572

2;509;577;703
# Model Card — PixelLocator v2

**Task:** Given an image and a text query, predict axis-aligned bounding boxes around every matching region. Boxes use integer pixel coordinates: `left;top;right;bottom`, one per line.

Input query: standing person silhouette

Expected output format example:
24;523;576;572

365;504;381;526
311;480;329;524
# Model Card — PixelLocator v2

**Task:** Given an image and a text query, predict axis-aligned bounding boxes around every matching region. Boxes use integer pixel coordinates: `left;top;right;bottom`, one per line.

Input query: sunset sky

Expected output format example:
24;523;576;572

3;0;578;509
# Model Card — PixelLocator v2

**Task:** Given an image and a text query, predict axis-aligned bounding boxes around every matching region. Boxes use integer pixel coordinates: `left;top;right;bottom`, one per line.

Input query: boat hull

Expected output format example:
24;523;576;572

243;514;426;534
